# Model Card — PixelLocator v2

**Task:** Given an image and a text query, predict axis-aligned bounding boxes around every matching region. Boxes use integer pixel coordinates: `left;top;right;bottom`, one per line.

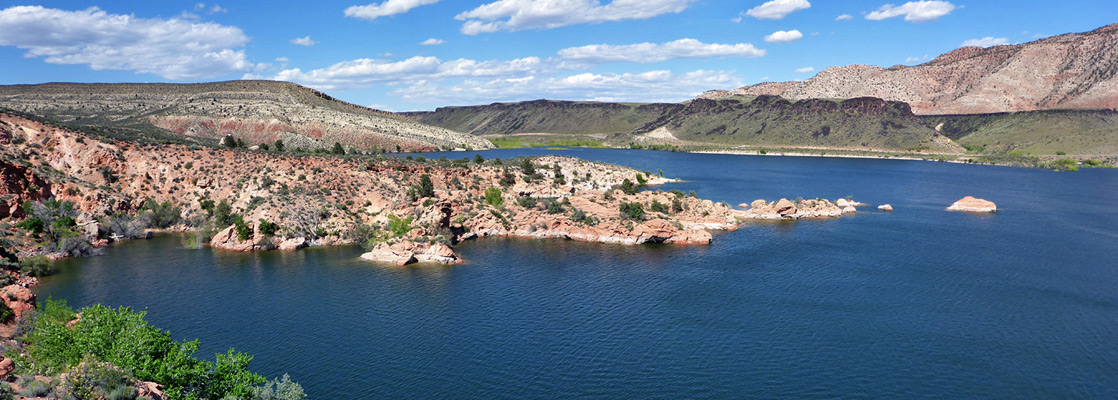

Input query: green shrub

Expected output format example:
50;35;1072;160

473;154;484;164
140;199;181;229
20;300;275;400
519;158;535;175
387;215;413;238
274;139;285;152
19;255;55;277
635;173;647;185
0;301;12;323
499;169;516;187
617;179;639;195
233;216;253;241
484;187;503;207
258;220;280;237
331;142;345;155
545;199;564;214
516;196;536;208
415;174;435;198
650;200;670;214
20;380;50;397
619;202;644;221
251;374;306;400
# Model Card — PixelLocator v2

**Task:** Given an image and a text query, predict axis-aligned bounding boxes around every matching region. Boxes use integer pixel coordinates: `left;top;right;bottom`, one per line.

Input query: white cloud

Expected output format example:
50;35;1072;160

291;36;318;46
455;0;696;35
794;67;814;73
345;0;440;21
557;38;764;63
961;37;1008;47
835;14;853;21
419;38;445;45
744;0;810;20
763;29;803;43
0;5;251;80
904;54;930;63
865;1;955;22
194;3;227;14
275;57;290;63
259;56;547;91
391;69;740;105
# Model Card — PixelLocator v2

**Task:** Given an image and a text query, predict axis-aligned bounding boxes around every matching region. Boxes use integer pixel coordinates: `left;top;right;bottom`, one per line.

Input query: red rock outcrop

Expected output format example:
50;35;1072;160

0;160;52;219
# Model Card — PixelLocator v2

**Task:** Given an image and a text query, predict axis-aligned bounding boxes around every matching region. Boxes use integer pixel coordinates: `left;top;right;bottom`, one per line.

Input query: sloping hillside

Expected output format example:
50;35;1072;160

0;80;491;151
634;96;962;153
715;24;1118;115
409;96;963;153
920;109;1118;155
404;99;679;136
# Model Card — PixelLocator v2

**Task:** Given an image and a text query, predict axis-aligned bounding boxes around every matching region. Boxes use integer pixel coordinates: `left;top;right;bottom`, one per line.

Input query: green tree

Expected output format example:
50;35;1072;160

473;154;485;164
332;142;346;155
520;158;535;175
274;139;285;152
416;174;435;198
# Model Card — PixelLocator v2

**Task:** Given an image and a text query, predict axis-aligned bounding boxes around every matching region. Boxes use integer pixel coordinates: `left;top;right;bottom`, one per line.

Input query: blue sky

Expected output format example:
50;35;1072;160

0;0;1114;111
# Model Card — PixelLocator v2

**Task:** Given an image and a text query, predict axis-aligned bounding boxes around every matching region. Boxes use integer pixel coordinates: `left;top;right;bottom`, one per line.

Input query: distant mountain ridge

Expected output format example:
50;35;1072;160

704;24;1118;115
0;80;492;151
407;96;964;154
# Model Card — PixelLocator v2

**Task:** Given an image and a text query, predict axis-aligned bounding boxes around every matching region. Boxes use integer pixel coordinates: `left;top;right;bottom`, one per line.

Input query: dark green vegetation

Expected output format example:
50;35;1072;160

920;109;1118;156
14;300;305;400
409;96;962;153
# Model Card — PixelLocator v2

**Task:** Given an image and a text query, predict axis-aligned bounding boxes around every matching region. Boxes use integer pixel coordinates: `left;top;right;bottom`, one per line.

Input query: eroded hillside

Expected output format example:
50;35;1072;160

714;24;1118;114
0;80;492;151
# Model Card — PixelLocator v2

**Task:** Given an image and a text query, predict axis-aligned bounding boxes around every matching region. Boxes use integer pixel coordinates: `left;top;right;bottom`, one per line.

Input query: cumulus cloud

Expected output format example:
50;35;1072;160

345;0;440;21
291;36;319;46
0;5;251;80
455;0;695;35
419;38;445;45
865;1;955;22
744;0;811;20
763;30;803;43
391;69;740;105
794;67;814;73
961;37;1008;47
835;14;853;21
260;56;546;90
557;38;764;63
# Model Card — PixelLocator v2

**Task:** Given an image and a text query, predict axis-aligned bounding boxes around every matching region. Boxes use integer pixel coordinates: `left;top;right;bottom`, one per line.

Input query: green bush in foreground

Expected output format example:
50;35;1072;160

17;300;304;400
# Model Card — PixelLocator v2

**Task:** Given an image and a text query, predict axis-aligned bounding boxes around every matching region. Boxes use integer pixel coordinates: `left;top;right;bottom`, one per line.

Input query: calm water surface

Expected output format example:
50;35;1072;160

41;149;1118;399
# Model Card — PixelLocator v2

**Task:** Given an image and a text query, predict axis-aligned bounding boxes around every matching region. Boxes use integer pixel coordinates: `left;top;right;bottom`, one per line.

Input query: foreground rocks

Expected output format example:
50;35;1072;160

947;196;997;213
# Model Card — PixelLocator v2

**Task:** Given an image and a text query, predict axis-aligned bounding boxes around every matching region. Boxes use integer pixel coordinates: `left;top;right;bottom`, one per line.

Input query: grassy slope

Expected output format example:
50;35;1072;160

920;109;1118;155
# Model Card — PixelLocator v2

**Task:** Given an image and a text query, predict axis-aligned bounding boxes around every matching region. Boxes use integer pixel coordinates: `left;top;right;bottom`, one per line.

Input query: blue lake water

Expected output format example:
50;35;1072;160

40;149;1118;398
